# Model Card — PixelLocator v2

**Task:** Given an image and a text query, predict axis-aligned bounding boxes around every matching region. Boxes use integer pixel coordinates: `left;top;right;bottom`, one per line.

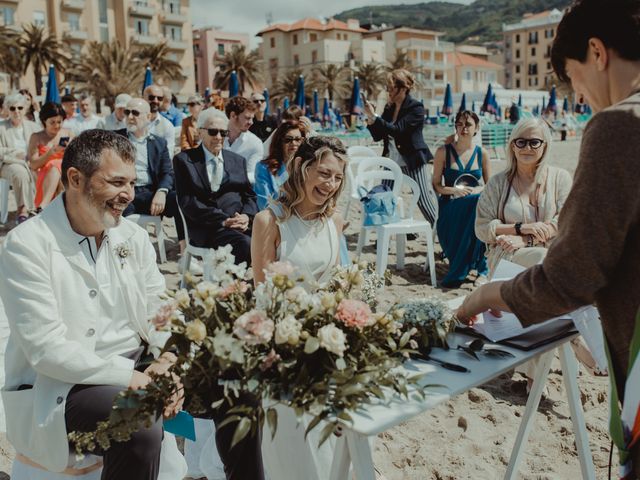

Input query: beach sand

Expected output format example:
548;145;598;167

0;136;612;479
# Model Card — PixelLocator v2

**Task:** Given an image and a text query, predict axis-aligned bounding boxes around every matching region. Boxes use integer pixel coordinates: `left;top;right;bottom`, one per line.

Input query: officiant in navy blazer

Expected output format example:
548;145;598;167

115;98;184;245
173;108;258;266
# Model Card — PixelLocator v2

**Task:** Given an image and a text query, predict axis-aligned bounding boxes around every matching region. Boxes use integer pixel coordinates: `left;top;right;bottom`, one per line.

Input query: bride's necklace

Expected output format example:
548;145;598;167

293;208;322;231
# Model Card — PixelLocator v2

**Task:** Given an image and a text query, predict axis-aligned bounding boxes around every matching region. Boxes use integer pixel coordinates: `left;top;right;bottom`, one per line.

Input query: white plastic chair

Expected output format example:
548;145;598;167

344;146;378;221
177;204;217;286
375;175;437;286
126;214;167;263
0;178;9;224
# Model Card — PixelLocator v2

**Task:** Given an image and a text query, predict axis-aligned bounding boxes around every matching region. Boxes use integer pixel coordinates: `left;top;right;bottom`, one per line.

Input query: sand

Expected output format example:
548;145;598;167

0;135;612;479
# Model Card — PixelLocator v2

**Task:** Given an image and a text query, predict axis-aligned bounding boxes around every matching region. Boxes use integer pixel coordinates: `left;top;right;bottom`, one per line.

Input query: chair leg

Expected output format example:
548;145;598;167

396;233;406;270
425;224;437;287
180;252;192;288
155;221;167;263
344;199;352;222
355;227;367;258
0;180;9;224
376;228;391;278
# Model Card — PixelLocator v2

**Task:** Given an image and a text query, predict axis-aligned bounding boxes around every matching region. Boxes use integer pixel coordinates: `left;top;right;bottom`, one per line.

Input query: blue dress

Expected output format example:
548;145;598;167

436;144;488;287
254;161;288;211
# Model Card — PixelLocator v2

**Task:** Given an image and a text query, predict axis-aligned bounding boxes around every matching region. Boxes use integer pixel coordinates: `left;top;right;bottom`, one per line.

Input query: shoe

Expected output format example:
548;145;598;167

178;255;203;275
570;337;608;376
474;274;488;286
16;215;29;225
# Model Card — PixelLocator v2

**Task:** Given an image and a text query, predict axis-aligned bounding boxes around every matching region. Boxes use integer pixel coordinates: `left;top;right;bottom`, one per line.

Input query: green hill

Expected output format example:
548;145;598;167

334;0;569;43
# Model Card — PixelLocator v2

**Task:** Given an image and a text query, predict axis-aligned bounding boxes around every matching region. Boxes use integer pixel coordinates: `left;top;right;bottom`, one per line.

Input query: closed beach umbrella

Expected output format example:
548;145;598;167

518;94;523;107
481;83;493;113
283;96;289;110
442;83;453;115
562;96;569;112
436;106;440;117
350;77;362;114
312;89;320;120
295;75;305;108
142;66;153;95
458;93;467;113
64;86;71;95
322;96;331;126
204;87;211;102
471;101;476;113
542;96;547;112
548;85;557;112
490;92;499;115
45;65;60;104
229;70;239;98
263;88;270;115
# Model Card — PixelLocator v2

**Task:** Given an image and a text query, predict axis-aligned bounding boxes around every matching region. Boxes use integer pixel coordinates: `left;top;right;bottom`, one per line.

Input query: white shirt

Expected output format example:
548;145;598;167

66;113;102;136
224;130;263;184
128;132;151;187
203;145;224;192
149;114;175;158
99;112;127;131
5;123;26;153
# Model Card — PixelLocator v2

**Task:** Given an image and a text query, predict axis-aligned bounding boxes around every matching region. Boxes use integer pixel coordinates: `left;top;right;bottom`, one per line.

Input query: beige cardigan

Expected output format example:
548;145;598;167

475;165;573;273
0;118;41;169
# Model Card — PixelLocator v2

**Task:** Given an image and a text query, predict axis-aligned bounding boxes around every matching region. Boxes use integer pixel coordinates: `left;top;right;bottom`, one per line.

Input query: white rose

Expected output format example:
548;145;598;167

174;289;191;308
317;323;347;357
194;281;219;300
185;319;207;342
275;315;303;345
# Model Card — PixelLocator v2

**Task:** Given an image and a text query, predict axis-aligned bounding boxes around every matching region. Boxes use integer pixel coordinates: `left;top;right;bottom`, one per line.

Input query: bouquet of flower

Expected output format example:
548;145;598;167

70;246;423;452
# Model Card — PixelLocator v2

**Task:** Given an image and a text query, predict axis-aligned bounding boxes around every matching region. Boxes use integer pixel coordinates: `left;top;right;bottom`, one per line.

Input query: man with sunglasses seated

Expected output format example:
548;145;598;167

143;84;175;157
249;92;277;142
115;98;185;253
173;108;258;267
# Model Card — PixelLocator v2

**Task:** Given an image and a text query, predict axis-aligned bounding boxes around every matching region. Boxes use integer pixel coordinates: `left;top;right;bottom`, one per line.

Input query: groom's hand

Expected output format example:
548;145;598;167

144;353;184;417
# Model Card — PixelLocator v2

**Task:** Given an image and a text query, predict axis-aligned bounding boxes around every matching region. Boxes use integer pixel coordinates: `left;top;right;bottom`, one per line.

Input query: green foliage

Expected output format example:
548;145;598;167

213;45;263;95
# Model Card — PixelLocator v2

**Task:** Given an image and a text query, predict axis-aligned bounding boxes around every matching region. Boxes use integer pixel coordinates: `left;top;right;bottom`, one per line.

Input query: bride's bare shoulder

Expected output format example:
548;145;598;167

254;209;278;231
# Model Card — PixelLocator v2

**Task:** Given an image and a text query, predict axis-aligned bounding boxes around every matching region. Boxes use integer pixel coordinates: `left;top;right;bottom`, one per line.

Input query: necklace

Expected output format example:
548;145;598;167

293;208;322;230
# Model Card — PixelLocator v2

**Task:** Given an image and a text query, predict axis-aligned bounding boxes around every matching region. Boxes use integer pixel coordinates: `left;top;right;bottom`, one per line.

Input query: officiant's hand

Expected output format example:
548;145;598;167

456;281;510;326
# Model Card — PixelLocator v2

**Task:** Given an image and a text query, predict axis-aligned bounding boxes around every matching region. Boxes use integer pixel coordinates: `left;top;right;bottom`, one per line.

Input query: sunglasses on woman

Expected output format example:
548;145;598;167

201;128;228;137
513;138;545;149
283;135;303;144
9;106;24;112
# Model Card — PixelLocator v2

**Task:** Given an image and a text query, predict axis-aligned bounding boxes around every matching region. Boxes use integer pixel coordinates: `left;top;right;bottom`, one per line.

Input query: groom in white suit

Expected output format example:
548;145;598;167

0;130;182;478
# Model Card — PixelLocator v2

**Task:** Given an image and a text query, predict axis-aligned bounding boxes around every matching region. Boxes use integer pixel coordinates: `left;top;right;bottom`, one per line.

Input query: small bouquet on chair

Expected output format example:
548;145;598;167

69;248;426;453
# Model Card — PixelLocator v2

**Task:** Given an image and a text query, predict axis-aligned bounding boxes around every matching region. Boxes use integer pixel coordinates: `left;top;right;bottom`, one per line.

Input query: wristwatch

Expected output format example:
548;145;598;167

514;222;523;235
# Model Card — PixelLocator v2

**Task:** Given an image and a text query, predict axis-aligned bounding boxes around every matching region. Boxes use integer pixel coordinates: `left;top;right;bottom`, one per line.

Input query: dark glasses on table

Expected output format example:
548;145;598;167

9;106;24;111
124;109;142;117
283;136;303;144
513;138;545;149
147;95;164;101
201;128;228;137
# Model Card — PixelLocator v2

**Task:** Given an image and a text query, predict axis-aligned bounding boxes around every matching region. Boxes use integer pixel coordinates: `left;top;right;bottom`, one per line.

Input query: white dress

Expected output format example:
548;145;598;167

261;211;340;480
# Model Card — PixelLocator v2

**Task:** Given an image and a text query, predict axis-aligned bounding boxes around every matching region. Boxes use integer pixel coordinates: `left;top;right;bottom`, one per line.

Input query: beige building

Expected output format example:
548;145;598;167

503;9;563;90
364;26;454;101
448;46;502;94
257;18;386;93
0;0;195;101
193;26;250;95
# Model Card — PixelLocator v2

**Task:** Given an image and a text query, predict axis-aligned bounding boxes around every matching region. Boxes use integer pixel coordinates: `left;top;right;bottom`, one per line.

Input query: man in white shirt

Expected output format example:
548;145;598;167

0;129;182;478
143;84;176;157
98;93;131;131
66;94;102;136
224;96;263;184
61;93;78;130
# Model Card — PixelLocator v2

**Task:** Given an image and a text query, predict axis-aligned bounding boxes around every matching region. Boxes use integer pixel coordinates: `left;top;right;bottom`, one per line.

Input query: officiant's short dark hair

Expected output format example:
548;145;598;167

61;129;135;187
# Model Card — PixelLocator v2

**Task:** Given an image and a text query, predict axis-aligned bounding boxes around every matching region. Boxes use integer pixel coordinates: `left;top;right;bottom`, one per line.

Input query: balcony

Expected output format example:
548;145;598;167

64;29;88;41
160;11;187;24
129;2;156;17
131;34;156;46
0;0;19;3
61;0;85;11
166;39;188;50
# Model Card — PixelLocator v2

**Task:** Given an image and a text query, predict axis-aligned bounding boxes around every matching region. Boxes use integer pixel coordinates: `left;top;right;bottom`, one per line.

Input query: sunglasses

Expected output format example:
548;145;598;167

455;122;475;129
283;135;303;144
253;99;265;104
513;138;545;149
201;128;228;137
187;102;200;107
147;95;164;101
9;106;24;112
124;109;142;117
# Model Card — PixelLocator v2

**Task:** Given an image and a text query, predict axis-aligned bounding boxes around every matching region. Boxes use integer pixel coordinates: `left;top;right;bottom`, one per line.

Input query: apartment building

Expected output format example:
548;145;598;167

503;8;563;90
448;46;502;94
257;18;386;92
193;27;250;94
364;26;454;101
0;0;195;100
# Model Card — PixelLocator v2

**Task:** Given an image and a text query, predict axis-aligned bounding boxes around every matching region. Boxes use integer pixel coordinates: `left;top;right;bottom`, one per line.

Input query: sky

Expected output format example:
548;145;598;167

190;0;474;47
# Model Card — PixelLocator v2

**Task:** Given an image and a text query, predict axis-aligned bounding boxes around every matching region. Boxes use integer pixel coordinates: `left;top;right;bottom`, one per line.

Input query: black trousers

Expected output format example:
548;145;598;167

206;227;252;265
65;349;162;480
124;185;185;241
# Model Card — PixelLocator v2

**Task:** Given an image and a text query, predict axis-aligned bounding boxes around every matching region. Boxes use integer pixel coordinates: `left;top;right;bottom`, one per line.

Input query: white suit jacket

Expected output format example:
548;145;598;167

0;195;167;472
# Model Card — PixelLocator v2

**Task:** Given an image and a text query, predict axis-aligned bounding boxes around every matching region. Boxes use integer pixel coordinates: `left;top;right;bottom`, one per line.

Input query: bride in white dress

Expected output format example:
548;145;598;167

251;136;348;480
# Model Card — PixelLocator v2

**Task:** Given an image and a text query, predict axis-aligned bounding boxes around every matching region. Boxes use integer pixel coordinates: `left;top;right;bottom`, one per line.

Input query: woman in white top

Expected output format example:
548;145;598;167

251;136;347;480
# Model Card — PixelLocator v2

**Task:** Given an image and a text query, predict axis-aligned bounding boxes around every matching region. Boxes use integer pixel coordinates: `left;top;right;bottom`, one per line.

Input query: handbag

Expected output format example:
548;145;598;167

359;184;399;226
453;173;480;189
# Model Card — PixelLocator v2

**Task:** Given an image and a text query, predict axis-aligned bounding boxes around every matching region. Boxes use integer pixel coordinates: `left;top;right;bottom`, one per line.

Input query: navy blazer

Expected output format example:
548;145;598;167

173;146;258;247
367;94;433;170
115;129;174;191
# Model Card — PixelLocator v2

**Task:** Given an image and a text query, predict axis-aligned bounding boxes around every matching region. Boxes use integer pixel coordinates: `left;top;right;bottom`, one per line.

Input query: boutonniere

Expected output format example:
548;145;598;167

114;242;131;270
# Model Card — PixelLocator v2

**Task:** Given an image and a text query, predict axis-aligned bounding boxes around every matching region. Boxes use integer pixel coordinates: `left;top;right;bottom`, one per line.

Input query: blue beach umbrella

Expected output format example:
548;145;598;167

458;93;467;113
45;65;60;104
276;106;282;122
471;101;476;113
283;96;290;110
312;89;320;120
436;106;440;117
204;87;211;102
142;66;153;95
547;85;557;112
562;96;569;112
295;75;305;108
442;83;453;115
490;92;499;115
542;96;547;112
263;88;270;115
64;86;71;95
229;70;239;98
350;77;362;114
481;83;493;113
322;96;331;126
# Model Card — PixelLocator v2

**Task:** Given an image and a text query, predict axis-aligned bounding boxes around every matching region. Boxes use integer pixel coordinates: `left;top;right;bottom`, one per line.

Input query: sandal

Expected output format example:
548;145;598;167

570;337;608;376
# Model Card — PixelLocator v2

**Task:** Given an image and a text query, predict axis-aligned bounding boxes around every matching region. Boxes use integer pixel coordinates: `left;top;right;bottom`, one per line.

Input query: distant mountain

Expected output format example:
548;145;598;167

334;0;569;44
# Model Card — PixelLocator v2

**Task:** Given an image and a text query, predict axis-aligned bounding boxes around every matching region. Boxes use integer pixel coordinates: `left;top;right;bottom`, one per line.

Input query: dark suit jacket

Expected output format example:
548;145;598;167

173;146;258;247
367;94;432;170
115;129;174;191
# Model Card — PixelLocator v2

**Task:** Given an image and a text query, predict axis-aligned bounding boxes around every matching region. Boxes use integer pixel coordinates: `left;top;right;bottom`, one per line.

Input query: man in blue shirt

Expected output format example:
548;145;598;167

160;85;185;127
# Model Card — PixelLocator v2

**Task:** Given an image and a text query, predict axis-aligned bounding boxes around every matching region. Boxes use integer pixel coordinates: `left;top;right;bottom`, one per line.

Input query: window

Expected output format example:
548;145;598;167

528;31;538;44
528;63;538;75
515;49;520;59
531;47;536;56
336;33;341;40
534;77;538;86
162;0;180;13
515;65;520;74
163;25;182;41
293;34;298;45
310;33;317;42
0;7;16;26
33;11;46;26
70;44;82;61
218;43;224;55
465;70;471;81
547;61;551;70
270;37;275;48
515;34;520;43
516;79;521;88
98;0;108;42
135;19;150;36
311;50;317;63
68;13;80;31
528;77;532;87
293;54;299;66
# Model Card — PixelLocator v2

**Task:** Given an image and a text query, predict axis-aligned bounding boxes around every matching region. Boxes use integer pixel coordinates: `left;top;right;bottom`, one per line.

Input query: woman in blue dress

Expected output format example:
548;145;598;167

254;120;306;210
432;110;490;287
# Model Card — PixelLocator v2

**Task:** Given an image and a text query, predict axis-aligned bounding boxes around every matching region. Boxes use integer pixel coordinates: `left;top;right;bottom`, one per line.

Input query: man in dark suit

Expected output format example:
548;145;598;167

173;107;258;266
117;98;184;249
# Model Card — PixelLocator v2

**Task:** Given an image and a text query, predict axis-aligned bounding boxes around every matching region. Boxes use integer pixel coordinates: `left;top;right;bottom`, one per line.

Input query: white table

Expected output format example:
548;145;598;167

329;331;596;480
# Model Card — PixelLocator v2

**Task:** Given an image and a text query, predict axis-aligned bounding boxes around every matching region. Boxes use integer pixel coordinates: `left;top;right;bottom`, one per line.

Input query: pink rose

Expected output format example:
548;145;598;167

233;309;275;345
220;281;251;299
265;261;296;277
335;299;374;329
152;301;177;329
259;349;281;371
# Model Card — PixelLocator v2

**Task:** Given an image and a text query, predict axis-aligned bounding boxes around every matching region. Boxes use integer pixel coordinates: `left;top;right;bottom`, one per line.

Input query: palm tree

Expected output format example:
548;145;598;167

18;23;67;96
388;49;413;72
213;45;263;95
270;69;304;106
0;26;23;90
354;63;387;99
66;41;144;109
136;42;184;82
309;64;351;101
